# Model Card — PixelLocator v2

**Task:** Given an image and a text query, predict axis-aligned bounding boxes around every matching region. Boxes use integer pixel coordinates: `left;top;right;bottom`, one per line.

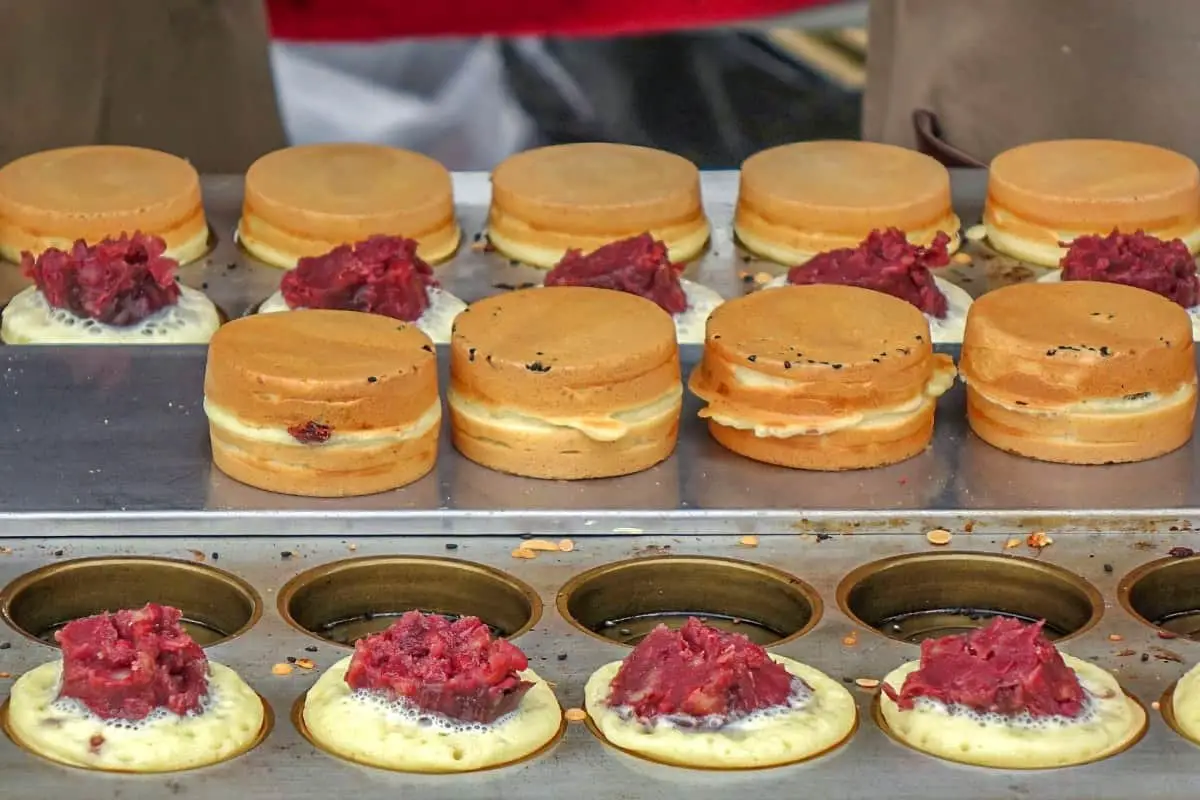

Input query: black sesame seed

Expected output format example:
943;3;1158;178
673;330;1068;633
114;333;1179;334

226;262;237;270
473;232;483;242
915;334;924;342
526;361;552;373
1100;346;1111;357
832;363;843;370
1046;349;1057;356
201;282;209;290
1141;653;1150;662
557;652;568;661
421;344;433;353
1103;563;1114;573
783;361;791;369
367;376;378;383
712;334;721;340
0;642;10;650
305;645;319;653
747;355;757;363
286;656;297;664
871;358;881;363
1015;400;1028;406
53;550;63;557
816;533;832;542
468;348;476;362
211;552;219;561
280;551;294;560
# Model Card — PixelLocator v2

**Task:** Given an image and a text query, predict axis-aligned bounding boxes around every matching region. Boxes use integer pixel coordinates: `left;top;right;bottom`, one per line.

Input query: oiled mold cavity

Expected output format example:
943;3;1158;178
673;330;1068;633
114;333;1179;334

1;557;261;647
1120;555;1200;640
278;556;541;646
838;552;1102;644
557;556;820;646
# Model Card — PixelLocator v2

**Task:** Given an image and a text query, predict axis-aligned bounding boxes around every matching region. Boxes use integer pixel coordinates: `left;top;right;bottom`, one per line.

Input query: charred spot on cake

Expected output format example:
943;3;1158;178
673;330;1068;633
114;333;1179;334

288;421;333;444
526;361;552;373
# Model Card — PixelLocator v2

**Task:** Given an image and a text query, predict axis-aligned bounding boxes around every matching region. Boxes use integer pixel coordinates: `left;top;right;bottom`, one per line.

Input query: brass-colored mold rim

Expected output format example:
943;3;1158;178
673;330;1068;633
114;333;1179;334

836;552;1103;645
277;555;542;649
290;692;565;774
0;693;273;774
582;706;857;771
556;555;822;648
871;690;1148;770
1118;555;1200;640
0;556;262;648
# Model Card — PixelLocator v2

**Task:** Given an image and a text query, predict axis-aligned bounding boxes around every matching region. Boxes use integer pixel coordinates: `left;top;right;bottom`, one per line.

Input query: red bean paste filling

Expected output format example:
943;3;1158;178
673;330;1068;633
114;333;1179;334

787;228;951;318
345;610;533;724
55;603;209;721
288;420;332;444
606;617;800;724
280;235;437;321
22;232;181;326
1061;229;1200;308
882;617;1086;718
545;233;689;315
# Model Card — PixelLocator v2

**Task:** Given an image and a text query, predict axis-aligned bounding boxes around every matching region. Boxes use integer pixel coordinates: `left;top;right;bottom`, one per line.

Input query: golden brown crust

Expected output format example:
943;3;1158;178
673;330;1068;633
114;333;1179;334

205;310;439;430
204;310;440;496
705;407;934;470
238;144;459;267
450;287;680;417
210;422;438;497
690;285;938;418
689;285;950;470
448;286;682;479
448;398;679;480
965;384;1195;465
735;141;958;259
960;282;1195;408
984;139;1200;263
487;143;709;267
0;145;208;263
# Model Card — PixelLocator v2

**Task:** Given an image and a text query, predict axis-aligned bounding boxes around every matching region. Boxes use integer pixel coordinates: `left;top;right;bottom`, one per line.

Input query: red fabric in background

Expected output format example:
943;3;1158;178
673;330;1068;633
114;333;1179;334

267;0;830;40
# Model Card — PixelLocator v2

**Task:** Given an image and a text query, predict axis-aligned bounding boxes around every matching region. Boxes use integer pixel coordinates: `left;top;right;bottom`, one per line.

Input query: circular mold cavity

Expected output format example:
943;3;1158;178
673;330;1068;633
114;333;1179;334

0;557;261;647
0;694;273;774
290;693;565;774
278;556;541;647
557;556;821;647
1119;555;1200;640
870;691;1147;770
838;552;1102;644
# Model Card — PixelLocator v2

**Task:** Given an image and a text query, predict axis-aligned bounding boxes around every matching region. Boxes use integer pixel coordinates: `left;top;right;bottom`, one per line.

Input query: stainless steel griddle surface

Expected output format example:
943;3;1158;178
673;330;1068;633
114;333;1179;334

0;534;1197;800
0;170;1194;535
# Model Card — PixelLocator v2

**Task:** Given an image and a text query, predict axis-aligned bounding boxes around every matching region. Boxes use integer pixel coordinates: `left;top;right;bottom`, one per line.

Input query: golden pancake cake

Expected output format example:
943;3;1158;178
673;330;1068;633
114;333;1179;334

239;143;460;267
736;140;961;263
204;310;441;497
984;139;1200;266
488;143;709;268
0;145;208;264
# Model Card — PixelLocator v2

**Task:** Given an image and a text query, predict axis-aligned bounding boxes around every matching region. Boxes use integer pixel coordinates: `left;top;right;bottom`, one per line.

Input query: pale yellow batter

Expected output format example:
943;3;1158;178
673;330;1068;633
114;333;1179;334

584;654;856;769
7;660;265;772
1169;661;1200;743
1;284;220;344
879;655;1145;769
302;657;563;773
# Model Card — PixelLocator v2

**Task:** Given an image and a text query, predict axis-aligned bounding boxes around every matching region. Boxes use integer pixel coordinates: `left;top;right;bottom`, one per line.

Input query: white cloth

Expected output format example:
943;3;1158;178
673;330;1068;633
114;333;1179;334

270;38;534;170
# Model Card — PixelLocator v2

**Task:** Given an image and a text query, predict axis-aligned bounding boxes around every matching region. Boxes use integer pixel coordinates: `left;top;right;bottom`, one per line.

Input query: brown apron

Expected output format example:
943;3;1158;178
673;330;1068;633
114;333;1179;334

0;0;285;173
863;0;1200;166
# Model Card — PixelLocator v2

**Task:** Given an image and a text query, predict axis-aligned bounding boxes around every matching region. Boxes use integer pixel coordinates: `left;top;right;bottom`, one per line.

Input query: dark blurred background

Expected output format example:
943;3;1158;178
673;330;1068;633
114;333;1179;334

270;4;866;170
